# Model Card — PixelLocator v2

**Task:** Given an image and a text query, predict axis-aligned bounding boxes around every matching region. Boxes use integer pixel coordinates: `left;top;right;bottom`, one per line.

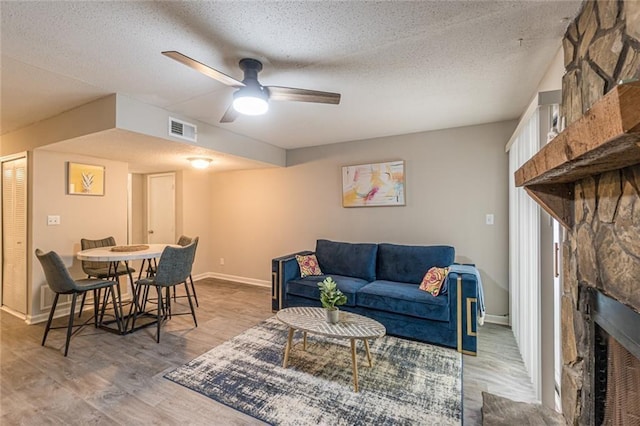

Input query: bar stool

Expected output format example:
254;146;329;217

35;249;122;356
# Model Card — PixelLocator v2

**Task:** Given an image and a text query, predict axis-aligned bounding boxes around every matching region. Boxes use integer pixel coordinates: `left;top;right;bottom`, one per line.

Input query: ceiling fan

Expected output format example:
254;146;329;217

162;51;341;123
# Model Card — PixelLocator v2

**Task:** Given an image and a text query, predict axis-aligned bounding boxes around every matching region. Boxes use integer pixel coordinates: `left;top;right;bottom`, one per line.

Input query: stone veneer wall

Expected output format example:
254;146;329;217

560;1;640;424
562;0;640;126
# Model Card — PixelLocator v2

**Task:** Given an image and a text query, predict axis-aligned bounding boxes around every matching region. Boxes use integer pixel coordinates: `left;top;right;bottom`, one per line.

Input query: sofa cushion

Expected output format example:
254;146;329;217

286;275;369;307
315;239;378;282
356;280;449;321
376;243;455;284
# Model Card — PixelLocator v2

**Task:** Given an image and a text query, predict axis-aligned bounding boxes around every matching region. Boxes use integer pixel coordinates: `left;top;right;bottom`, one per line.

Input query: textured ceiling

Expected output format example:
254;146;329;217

1;1;581;168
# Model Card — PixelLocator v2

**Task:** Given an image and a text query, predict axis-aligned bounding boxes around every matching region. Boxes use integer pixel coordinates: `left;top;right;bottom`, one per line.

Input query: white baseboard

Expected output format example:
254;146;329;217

28;291;133;325
485;314;509;325
27;312;52;325
27;305;81;325
197;272;270;288
1;305;27;321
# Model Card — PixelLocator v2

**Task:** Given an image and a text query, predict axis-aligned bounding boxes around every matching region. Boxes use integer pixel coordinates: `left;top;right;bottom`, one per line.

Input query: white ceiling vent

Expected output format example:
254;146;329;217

169;117;197;142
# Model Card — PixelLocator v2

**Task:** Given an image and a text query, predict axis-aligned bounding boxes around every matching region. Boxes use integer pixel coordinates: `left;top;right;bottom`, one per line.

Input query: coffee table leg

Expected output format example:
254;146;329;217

364;339;373;367
350;339;359;392
283;327;295;368
303;331;307;351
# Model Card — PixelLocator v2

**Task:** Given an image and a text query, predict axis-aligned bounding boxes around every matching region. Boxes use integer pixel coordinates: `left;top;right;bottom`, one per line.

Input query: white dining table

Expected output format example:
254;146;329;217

76;243;171;263
76;243;175;333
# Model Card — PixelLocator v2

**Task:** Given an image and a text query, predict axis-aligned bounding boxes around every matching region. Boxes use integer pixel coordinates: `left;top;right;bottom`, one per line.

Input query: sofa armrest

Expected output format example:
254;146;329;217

446;265;480;355
271;250;313;311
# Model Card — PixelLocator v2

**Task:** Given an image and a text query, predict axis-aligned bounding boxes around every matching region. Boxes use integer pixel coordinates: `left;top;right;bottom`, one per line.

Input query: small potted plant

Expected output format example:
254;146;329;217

318;276;347;324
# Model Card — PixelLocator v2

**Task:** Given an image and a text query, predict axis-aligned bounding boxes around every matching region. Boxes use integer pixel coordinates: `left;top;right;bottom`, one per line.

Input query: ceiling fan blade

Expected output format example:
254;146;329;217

162;51;244;88
220;104;239;123
266;86;341;105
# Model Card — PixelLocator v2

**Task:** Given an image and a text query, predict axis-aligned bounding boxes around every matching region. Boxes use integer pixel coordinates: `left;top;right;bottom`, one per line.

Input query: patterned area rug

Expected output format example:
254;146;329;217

165;317;462;425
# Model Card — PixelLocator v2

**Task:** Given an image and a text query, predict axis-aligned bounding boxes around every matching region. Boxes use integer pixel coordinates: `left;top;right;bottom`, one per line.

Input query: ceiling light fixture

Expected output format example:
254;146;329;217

189;158;213;169
232;83;269;116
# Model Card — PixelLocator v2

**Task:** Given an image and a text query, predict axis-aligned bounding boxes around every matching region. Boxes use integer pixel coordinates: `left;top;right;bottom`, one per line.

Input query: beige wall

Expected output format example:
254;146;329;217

209;120;516;318
129;170;212;276
30;149;129;320
129;173;146;244
177;169;213;276
536;47;564;93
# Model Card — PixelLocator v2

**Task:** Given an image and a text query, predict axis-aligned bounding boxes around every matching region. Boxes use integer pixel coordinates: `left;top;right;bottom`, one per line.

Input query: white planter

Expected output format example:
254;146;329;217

326;308;339;324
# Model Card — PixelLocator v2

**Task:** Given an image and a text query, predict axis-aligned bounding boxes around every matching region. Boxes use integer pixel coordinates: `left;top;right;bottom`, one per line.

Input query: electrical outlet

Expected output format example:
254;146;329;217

219;257;225;265
485;214;494;225
47;215;61;226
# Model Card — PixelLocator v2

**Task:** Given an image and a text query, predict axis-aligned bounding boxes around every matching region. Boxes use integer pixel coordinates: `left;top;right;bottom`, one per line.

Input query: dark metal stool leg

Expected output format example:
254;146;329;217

93;289;99;328
156;286;163;343
108;286;123;333
165;287;171;318
42;293;59;346
78;291;87;318
184;281;198;327
130;282;142;332
64;294;78;357
189;275;198;307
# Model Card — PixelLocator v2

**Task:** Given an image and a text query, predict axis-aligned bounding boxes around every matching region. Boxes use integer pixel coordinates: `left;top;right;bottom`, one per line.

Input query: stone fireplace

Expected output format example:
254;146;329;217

562;162;640;425
517;1;640;424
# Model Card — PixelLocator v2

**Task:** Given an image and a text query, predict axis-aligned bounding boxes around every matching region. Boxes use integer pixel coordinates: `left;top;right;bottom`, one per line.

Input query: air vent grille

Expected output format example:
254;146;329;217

169;117;197;142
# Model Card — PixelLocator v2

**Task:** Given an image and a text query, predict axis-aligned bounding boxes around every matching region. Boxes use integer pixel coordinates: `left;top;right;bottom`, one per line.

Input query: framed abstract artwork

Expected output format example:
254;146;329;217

67;162;105;196
342;160;405;207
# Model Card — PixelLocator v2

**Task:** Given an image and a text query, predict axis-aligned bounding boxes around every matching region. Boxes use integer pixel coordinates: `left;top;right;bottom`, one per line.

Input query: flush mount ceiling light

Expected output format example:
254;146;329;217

188;158;213;169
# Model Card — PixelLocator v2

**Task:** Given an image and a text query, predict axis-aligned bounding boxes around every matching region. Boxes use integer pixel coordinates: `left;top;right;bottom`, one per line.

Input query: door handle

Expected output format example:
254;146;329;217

148;230;154;234
554;242;560;278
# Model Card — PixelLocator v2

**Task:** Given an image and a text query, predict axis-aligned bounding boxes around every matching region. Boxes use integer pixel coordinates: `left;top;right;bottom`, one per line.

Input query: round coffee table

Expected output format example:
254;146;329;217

276;306;386;392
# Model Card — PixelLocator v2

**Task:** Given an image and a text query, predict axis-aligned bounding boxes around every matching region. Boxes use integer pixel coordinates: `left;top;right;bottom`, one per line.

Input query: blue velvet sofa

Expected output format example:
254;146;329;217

271;239;480;355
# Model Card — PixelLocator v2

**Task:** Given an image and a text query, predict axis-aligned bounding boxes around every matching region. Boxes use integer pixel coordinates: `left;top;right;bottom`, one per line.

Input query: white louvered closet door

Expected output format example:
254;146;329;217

2;157;27;315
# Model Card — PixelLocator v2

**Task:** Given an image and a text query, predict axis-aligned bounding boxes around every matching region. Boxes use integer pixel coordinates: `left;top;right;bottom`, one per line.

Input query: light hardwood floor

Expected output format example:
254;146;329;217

0;279;535;425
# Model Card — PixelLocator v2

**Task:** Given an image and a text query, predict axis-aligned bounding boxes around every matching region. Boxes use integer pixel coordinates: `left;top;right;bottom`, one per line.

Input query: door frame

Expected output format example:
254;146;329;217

0;152;29;319
146;172;175;244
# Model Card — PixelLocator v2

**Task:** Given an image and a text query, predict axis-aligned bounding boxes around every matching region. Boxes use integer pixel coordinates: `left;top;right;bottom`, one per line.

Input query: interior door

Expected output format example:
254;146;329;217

146;173;175;244
2;156;28;315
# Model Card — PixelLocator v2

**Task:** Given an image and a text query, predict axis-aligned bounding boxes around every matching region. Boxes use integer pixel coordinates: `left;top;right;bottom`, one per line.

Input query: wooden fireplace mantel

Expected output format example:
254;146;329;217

515;81;640;230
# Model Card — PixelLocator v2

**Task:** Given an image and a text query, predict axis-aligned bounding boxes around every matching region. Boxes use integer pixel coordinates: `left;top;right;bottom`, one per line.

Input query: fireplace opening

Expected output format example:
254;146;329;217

591;289;640;426
604;335;640;425
594;326;640;425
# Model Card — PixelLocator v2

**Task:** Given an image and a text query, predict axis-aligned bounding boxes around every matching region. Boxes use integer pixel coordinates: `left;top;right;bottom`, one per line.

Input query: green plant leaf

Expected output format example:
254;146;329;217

317;276;347;309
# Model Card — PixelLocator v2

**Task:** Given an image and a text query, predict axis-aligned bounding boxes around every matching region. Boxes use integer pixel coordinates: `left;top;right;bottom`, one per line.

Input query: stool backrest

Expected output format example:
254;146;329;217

176;235;199;268
80;236;116;273
177;235;192;247
154;242;197;286
35;249;79;294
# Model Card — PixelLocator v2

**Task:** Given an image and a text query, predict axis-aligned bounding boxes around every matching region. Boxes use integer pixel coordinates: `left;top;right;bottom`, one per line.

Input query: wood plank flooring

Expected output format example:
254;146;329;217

0;279;535;425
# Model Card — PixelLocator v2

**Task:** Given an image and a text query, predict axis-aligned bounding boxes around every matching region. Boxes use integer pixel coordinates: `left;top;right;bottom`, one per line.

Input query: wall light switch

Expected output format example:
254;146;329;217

47;215;61;226
485;214;494;225
219;257;225;265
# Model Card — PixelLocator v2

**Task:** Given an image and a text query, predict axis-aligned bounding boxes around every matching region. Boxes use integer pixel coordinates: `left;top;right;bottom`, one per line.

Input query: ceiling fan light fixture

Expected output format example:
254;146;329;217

162;52;341;124
189;157;213;169
232;87;269;116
